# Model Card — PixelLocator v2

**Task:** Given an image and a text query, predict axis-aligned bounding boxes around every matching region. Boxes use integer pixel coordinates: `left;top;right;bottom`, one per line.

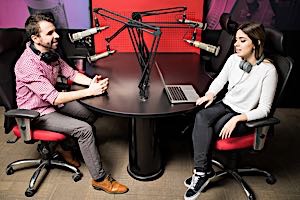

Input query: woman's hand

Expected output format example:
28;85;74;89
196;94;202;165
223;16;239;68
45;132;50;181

219;114;248;139
219;116;239;139
196;92;214;108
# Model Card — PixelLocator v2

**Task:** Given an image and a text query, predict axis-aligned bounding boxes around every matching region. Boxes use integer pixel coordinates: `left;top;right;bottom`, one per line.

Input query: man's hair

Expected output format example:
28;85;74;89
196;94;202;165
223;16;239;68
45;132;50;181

238;22;265;59
25;12;55;39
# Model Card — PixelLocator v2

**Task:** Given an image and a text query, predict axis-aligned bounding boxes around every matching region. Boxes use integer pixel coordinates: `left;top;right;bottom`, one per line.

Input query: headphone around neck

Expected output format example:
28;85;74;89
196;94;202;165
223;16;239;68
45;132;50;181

29;42;59;64
239;54;265;73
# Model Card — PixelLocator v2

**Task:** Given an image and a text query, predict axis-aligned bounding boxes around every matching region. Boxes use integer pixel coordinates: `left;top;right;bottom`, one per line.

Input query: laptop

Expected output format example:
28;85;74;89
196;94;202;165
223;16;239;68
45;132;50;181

155;61;200;104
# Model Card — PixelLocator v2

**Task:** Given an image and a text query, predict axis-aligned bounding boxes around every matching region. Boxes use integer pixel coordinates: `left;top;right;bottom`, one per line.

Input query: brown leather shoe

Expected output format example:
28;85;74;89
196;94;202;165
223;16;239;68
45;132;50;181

92;175;129;194
55;147;81;168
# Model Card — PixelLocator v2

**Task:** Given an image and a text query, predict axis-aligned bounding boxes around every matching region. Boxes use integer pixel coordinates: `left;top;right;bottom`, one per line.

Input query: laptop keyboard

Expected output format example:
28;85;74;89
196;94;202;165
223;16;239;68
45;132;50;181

168;86;188;101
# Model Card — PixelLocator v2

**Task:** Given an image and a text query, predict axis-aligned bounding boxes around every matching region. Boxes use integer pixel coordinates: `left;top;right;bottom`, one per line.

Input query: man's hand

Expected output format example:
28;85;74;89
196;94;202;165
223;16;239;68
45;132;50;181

93;75;103;83
196;92;214;108
54;75;109;105
88;76;109;96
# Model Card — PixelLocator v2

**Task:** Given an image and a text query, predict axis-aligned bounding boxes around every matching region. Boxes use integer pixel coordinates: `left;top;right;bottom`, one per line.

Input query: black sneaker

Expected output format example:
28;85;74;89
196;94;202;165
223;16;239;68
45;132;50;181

184;170;216;200
184;169;215;188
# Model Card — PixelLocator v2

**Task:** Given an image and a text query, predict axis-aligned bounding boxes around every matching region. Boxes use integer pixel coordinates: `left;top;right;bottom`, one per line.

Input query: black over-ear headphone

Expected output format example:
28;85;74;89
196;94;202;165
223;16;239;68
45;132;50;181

239;54;265;73
30;42;59;64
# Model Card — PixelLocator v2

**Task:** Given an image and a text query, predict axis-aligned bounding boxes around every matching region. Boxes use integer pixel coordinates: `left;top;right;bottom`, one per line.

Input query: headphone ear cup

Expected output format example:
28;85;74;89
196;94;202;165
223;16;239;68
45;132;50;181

239;60;245;70
41;52;59;64
239;60;252;73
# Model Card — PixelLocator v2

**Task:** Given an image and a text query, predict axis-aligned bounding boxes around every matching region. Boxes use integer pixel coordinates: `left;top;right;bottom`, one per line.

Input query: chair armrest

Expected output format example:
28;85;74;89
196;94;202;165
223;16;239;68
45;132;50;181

246;117;280;151
5;109;40;142
246;117;280;128
5;109;40;119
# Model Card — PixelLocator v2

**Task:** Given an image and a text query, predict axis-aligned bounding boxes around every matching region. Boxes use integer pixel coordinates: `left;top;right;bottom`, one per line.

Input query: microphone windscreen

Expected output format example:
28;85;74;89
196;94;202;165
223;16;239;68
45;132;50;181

87;50;116;63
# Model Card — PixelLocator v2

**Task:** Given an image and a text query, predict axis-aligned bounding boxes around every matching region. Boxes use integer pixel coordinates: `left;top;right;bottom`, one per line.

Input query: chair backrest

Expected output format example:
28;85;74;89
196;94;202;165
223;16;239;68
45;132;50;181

0;28;27;133
264;27;293;115
209;13;237;74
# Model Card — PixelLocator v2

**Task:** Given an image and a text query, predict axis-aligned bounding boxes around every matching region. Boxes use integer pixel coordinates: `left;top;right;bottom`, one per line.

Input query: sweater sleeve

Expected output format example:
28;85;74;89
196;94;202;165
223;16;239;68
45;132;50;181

245;67;278;121
206;54;234;97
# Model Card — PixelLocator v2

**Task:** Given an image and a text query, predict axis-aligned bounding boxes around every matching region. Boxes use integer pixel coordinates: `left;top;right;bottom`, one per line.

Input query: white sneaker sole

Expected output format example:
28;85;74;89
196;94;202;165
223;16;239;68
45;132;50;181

183;174;216;200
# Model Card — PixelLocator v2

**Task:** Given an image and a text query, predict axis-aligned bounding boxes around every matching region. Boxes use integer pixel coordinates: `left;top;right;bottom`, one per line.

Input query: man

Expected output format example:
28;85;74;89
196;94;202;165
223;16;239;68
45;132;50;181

15;12;128;194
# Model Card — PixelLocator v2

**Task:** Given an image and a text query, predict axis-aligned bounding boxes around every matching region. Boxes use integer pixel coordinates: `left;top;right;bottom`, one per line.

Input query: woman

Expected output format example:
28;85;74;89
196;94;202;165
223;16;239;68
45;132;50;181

184;22;278;200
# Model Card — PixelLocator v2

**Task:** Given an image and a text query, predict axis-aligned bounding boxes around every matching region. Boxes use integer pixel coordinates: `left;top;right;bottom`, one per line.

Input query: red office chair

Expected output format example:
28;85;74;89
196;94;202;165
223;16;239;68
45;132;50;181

0;29;82;197
209;28;293;200
4;109;82;197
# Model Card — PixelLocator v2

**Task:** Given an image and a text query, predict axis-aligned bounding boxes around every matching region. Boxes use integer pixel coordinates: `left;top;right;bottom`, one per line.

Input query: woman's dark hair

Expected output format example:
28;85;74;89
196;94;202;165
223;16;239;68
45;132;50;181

238;22;265;59
25;12;55;39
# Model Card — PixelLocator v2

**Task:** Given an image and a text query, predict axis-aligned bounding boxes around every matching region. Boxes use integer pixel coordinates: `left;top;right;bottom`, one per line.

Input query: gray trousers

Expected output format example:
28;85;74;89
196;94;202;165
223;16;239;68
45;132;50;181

192;102;252;172
32;100;106;180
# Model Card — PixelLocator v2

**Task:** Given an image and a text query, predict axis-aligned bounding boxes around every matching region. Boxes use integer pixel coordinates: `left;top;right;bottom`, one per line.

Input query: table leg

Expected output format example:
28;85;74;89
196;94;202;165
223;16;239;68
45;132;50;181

127;117;164;181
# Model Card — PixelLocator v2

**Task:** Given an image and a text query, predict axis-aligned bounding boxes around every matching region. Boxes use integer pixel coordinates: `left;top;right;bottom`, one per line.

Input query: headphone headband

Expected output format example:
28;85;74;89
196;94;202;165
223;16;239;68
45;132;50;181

256;54;265;65
29;42;41;56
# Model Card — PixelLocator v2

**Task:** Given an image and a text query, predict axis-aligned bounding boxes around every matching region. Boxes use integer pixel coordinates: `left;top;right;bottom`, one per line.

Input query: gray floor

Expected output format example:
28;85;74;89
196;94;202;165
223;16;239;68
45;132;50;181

0;106;300;200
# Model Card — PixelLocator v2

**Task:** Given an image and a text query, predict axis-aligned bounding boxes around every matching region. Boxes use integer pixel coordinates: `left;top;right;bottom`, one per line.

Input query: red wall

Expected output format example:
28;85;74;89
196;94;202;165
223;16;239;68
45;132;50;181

91;0;204;53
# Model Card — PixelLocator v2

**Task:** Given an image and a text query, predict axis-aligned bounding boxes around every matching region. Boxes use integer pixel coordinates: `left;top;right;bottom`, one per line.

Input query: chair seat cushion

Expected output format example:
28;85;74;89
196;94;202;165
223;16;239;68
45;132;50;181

215;133;254;151
12;126;66;141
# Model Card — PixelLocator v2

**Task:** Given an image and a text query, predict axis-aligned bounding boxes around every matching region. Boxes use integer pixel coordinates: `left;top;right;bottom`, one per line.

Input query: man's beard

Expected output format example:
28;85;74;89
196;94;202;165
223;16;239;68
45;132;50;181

39;40;58;51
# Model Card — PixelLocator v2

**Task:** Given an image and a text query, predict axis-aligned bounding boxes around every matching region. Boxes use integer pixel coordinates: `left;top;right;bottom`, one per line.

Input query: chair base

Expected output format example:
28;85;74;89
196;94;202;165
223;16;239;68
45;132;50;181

6;153;82;197
210;159;276;200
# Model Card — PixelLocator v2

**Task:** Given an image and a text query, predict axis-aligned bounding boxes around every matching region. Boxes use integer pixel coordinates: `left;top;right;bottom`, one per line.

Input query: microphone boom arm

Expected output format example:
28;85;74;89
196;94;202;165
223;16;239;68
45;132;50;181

93;7;192;100
132;6;187;20
94;7;162;100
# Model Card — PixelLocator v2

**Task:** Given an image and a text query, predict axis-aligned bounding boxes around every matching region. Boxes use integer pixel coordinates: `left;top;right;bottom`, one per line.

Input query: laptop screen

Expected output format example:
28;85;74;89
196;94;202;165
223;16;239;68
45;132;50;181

155;61;167;87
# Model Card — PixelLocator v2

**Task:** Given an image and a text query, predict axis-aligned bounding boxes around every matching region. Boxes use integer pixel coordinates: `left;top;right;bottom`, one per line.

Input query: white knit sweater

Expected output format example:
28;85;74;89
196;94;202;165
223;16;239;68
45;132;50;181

207;54;278;121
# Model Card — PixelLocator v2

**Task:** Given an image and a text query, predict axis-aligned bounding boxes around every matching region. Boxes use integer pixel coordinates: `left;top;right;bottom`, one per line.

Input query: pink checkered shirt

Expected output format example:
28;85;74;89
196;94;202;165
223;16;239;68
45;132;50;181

15;42;78;115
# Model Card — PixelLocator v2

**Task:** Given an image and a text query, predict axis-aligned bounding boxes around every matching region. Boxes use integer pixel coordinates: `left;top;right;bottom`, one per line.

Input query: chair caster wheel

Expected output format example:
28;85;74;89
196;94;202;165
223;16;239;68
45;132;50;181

266;176;276;184
25;188;35;197
72;173;82;182
6;166;14;175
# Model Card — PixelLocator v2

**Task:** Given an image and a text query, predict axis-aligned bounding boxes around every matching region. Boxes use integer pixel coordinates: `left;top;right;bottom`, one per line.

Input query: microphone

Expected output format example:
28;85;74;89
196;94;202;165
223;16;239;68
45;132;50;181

68;26;109;43
87;50;116;63
178;19;207;30
184;39;220;56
